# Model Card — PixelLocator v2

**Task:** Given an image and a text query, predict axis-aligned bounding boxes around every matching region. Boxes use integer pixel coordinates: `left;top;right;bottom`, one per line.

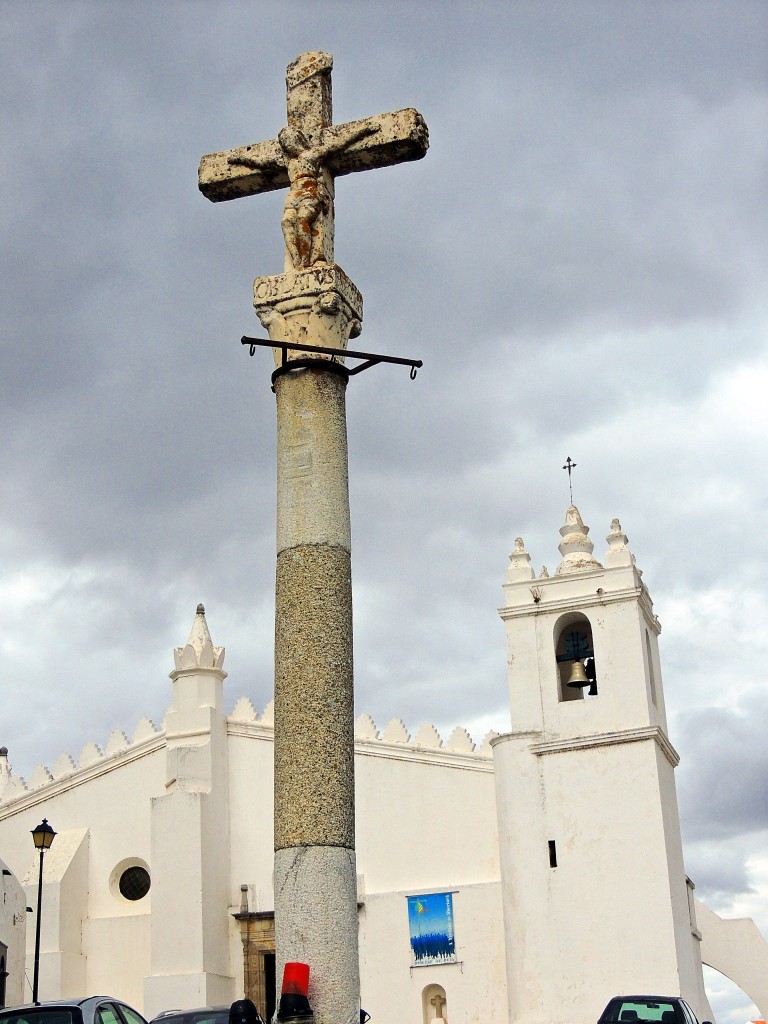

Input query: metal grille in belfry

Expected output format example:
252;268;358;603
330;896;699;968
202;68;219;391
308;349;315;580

119;866;151;901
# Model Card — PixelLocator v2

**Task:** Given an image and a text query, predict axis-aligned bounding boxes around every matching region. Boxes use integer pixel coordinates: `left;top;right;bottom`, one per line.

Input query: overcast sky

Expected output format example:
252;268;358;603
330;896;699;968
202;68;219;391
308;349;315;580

1;2;766;1019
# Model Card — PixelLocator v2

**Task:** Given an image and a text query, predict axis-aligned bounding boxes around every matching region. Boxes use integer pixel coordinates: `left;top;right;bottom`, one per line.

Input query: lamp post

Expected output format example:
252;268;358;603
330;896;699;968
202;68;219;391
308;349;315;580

31;818;55;1005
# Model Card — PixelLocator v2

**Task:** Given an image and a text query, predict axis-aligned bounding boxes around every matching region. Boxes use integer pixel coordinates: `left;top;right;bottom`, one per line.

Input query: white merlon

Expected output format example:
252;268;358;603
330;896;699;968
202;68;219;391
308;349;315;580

413;722;443;748
133;716;161;743
229;698;275;726
381;717;410;743
3;777;26;798
230;696;259;722
52;752;77;779
104;729;130;756
28;764;54;788
445;726;475;752
478;730;500;755
78;741;103;768
354;713;379;739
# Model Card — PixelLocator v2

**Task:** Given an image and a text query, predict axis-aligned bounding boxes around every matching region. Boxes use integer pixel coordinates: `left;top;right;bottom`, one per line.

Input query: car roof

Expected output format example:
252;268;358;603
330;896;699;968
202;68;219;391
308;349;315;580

1;998;137;1013
151;1010;229;1015
150;1012;229;1020
611;997;682;1002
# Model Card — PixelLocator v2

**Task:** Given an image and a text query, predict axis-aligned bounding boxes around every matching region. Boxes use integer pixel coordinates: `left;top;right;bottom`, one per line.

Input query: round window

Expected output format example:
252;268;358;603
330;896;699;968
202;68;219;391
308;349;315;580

119;865;151;901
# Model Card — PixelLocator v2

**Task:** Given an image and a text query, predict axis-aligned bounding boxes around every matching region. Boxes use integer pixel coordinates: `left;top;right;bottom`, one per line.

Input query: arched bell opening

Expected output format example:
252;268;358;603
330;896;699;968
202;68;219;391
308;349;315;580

554;613;598;702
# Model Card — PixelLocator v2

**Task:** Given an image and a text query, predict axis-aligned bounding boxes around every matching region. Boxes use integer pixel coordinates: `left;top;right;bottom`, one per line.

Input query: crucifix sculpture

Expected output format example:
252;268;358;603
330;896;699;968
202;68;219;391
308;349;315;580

199;51;427;272
199;53;428;1024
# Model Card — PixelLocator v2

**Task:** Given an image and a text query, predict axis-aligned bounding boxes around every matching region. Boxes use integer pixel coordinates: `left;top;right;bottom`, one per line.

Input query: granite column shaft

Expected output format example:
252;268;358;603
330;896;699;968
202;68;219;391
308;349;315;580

273;365;359;1024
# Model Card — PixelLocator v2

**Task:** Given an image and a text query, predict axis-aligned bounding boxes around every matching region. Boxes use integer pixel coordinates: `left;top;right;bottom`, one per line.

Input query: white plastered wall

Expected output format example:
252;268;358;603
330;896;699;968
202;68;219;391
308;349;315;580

22;827;89;999
1;857;27;1006
359;883;508;1024
0;741;164;1008
354;746;499;893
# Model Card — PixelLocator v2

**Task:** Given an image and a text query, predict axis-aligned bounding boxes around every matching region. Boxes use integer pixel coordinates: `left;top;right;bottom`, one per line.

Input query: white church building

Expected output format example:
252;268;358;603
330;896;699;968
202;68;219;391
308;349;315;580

1;506;766;1024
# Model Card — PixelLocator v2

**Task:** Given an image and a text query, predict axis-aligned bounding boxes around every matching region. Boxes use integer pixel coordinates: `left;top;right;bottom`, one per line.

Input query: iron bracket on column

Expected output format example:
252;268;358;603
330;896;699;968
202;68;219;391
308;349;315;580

241;336;423;389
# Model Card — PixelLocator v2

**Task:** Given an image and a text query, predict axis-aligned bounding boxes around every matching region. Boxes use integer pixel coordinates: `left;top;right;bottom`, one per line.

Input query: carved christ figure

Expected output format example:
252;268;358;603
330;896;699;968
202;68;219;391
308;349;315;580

230;121;380;269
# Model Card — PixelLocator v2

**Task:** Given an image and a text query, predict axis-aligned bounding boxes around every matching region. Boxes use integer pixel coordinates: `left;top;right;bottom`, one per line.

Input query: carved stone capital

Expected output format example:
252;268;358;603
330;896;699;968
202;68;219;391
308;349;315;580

253;263;363;366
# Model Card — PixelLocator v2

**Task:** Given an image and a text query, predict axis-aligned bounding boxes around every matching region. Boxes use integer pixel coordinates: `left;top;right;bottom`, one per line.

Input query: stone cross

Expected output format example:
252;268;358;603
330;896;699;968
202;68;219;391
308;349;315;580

199;51;428;272
430;993;447;1022
198;52;428;1024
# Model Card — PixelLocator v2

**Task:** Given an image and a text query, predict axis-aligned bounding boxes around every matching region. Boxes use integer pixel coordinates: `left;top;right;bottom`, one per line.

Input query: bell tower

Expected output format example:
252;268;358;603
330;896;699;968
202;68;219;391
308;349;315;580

493;506;710;1024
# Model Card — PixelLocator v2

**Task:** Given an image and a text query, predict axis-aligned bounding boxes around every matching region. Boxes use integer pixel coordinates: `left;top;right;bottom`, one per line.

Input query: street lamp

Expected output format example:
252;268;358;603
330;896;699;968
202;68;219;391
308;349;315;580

31;818;56;1005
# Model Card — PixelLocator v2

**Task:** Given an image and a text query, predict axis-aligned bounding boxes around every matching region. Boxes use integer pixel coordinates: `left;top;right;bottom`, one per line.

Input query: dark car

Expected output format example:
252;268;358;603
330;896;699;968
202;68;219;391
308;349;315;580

150;1008;264;1024
0;997;148;1024
598;996;712;1024
150;1011;230;1024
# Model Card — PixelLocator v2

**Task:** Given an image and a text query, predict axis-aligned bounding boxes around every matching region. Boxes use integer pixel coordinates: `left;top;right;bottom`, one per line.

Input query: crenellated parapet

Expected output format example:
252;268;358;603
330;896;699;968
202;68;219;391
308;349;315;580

0;716;165;806
228;704;498;762
350;715;497;758
0;700;496;807
1;598;498;808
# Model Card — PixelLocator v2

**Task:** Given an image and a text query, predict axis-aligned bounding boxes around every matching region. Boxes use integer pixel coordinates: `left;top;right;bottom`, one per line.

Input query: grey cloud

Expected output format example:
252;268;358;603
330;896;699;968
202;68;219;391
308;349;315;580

1;1;766;949
685;836;761;910
676;696;768;841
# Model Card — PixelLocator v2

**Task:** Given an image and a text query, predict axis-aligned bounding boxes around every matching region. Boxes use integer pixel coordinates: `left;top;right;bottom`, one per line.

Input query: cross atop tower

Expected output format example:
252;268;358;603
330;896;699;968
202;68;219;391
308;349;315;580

199;51;428;272
562;455;577;504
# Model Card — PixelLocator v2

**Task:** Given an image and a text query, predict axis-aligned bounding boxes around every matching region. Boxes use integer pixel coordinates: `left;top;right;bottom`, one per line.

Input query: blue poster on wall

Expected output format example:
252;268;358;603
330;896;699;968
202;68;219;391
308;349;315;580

407;892;456;965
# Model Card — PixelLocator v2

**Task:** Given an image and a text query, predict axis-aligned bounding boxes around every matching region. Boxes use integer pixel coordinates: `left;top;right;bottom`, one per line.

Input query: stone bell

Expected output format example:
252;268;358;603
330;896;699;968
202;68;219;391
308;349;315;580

566;660;590;688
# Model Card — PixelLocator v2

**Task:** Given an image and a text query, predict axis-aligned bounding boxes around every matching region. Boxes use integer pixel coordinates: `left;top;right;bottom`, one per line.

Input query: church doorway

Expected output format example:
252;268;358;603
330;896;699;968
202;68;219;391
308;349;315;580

263;953;275;1024
235;908;275;1023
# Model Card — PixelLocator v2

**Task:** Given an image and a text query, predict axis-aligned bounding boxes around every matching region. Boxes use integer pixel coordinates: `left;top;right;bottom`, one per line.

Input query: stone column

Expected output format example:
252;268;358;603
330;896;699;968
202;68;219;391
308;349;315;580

198;51;427;1021
273;358;358;1024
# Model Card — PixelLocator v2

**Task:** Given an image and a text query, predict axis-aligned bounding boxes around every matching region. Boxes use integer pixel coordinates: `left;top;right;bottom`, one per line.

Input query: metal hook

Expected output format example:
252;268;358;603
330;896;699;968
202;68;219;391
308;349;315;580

410;364;418;380
249;343;256;357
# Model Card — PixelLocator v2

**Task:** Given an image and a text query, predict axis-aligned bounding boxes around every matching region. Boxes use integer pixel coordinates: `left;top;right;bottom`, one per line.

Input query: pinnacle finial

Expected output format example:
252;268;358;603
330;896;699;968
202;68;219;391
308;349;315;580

0;747;10;795
605;517;634;568
172;603;225;672
555;505;603;574
506;537;535;582
186;604;212;651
